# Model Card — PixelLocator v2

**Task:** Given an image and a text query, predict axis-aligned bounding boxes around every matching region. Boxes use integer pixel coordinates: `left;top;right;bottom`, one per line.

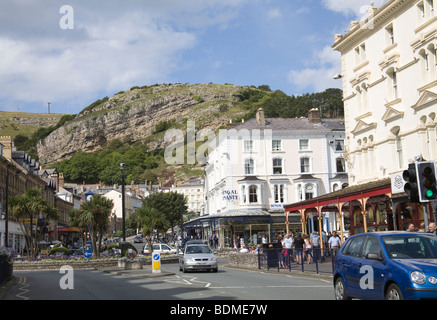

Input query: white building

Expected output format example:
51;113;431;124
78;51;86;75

170;179;205;215
195;108;347;247
332;0;437;186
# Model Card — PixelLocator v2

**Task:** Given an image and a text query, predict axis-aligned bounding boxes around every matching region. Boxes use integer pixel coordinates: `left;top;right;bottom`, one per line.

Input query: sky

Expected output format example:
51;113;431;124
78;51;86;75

0;0;388;115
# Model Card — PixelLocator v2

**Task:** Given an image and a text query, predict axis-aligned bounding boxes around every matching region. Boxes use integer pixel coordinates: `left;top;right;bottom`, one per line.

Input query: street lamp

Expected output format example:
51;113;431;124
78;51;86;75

120;163;127;257
120;163;126;242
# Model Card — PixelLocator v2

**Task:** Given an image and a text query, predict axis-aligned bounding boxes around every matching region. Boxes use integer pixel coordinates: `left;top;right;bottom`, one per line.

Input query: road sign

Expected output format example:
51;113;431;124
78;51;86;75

152;252;161;273
84;250;93;259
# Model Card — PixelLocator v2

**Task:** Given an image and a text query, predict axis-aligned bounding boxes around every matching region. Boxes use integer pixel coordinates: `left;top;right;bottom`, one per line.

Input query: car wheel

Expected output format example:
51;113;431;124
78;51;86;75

385;283;403;300
334;277;351;300
213;268;218;273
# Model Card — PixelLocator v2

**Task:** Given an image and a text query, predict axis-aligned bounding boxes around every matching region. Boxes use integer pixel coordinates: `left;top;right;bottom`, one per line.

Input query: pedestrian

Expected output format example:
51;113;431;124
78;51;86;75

406;223;415;232
310;231;321;263
294;233;305;264
418;223;426;232
213;233;218;249
276;235;285;268
283;233;293;266
303;234;313;264
328;231;341;256
428;222;437;235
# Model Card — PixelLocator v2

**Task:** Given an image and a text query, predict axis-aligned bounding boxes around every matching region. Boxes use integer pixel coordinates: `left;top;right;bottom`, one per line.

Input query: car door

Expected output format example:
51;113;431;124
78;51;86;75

340;235;366;297
356;235;386;300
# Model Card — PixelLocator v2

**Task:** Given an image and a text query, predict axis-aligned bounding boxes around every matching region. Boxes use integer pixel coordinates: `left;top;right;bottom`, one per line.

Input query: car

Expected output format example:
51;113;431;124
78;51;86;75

143;243;177;254
333;231;437;300
179;243;218;273
134;236;143;243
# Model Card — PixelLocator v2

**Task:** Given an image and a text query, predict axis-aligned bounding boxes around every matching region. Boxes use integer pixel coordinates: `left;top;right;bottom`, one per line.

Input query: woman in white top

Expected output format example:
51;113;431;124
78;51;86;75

303;234;313;264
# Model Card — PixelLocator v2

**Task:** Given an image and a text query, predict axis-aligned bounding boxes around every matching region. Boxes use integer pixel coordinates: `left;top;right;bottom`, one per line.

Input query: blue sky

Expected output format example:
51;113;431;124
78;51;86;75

0;0;388;115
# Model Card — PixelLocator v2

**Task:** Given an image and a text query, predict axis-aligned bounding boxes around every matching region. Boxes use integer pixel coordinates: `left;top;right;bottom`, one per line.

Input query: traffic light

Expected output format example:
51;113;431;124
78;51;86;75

416;161;437;202
403;163;420;203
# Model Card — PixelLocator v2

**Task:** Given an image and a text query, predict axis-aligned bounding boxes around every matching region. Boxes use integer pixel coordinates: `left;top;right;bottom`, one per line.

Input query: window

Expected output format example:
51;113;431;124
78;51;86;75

300;157;310;173
355;43;367;65
362;236;383;260
244;159;254;175
272;140;282;151
305;184;314;200
244;140;253;152
274;184;285;203
249;185;258;203
386;24;395;46
387;68;398;100
336;158;345;173
335;140;344;151
241;185;247;203
343;236;365;257
273;158;283;174
299;139;309;151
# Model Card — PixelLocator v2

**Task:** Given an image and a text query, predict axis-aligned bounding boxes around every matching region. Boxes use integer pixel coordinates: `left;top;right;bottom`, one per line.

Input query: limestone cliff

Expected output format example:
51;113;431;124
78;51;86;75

37;83;249;165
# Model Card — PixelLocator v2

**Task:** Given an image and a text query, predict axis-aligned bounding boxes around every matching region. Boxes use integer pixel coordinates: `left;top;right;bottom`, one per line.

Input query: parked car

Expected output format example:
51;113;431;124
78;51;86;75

143;243;177;254
134;236;143;243
179;243;218;273
333;231;437;300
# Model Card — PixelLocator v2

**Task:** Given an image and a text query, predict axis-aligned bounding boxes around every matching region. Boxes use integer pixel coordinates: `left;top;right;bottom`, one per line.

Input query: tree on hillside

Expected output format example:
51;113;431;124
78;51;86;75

9;188;59;258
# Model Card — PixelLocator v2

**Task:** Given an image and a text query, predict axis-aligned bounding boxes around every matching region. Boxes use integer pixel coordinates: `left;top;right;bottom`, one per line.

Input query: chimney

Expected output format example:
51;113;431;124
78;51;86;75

308;108;321;123
59;172;65;188
256;108;266;126
0;136;12;161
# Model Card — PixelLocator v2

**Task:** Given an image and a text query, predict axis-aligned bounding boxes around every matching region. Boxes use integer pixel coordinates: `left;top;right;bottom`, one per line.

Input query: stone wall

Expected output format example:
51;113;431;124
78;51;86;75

227;252;259;269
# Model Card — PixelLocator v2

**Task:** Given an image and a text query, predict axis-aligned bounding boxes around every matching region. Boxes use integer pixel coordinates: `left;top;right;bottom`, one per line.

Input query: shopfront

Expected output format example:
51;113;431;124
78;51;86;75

284;178;436;245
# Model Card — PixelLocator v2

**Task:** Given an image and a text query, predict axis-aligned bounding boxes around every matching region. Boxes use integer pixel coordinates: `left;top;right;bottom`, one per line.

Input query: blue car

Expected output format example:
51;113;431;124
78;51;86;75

333;231;437;300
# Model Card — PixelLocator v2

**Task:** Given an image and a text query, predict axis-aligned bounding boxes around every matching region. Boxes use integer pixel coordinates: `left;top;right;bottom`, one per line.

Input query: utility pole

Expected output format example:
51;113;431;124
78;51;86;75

47;102;51;114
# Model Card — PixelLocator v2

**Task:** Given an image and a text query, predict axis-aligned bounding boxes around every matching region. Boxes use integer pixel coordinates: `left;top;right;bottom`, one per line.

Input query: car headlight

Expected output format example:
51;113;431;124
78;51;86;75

210;257;217;262
429;276;437;285
411;271;427;285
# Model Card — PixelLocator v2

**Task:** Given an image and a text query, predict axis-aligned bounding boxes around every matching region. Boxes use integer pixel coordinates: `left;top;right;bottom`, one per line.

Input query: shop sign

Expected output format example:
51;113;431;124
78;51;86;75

222;190;238;201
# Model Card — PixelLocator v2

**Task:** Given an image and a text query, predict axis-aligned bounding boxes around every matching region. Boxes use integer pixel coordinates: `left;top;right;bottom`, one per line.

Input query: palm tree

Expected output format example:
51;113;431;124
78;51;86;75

133;206;168;254
9;188;59;258
76;195;113;258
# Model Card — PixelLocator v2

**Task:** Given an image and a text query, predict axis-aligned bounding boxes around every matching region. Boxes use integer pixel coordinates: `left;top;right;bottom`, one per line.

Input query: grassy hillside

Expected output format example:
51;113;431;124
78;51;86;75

0;111;67;139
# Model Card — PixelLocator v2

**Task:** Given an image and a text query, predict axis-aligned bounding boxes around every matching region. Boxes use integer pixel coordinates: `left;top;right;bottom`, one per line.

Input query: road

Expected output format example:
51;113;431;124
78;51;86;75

2;261;334;300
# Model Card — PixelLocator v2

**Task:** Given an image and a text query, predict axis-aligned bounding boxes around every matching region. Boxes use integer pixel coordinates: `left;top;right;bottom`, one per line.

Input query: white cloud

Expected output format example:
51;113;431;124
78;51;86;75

0;0;249;112
268;8;282;19
287;45;342;93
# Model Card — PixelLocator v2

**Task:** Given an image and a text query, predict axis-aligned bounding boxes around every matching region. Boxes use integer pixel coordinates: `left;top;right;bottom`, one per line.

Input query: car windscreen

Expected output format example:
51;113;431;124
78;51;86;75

382;234;437;259
185;245;212;254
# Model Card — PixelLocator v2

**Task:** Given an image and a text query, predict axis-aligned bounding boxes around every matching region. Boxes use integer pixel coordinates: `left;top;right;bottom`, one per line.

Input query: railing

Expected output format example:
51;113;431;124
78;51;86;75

258;247;336;274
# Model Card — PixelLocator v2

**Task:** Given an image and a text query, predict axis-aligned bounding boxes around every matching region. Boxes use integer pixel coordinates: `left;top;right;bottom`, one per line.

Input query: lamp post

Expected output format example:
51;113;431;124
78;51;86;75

120;163;126;242
120;163;127;257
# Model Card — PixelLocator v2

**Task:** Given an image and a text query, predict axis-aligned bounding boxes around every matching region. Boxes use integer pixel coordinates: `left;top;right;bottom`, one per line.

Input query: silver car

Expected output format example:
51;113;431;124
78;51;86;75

179;244;218;273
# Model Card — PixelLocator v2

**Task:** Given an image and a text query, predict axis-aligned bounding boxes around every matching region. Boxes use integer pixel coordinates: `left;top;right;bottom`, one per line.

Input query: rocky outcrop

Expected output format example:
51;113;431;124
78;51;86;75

37;83;247;165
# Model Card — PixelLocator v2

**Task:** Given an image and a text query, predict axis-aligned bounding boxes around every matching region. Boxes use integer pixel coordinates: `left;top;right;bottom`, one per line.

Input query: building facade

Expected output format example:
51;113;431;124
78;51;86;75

192;108;347;247
332;0;437;185
284;0;437;243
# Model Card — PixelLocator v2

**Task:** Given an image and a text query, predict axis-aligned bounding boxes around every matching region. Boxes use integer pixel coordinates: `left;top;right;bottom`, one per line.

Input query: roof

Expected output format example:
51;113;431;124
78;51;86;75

284;178;392;212
231;118;345;132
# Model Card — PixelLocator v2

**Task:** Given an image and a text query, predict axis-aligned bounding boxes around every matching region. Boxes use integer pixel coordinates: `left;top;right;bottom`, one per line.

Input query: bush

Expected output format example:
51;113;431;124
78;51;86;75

48;246;71;256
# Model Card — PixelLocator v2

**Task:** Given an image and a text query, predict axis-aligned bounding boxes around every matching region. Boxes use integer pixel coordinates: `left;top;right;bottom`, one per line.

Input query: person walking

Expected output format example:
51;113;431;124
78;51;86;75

328;231;341;256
